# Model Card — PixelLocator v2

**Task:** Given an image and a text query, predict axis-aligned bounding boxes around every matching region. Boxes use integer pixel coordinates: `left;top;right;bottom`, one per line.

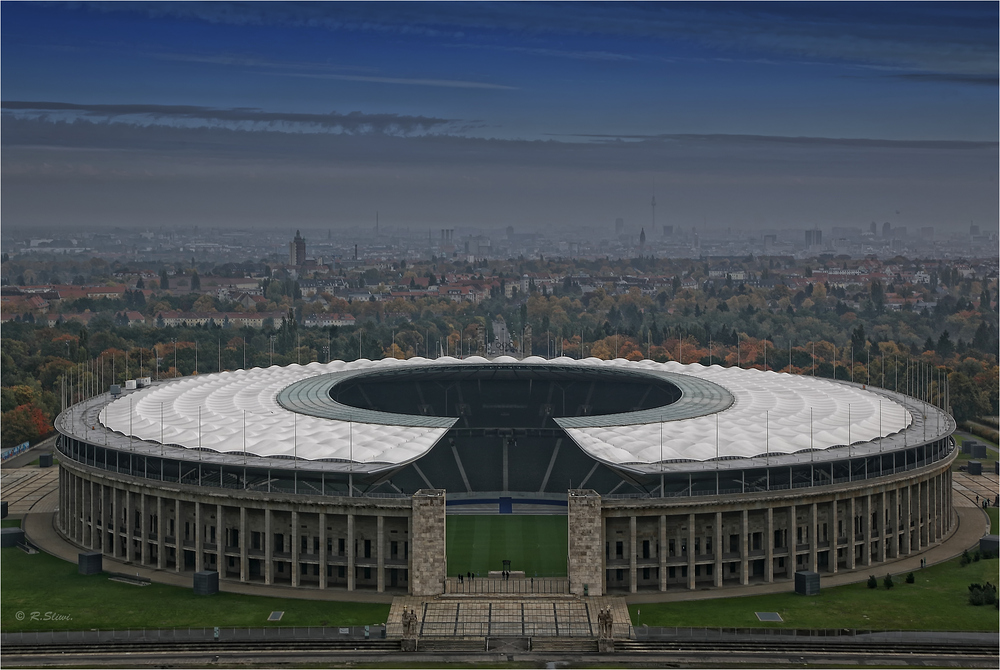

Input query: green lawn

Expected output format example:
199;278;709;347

0;547;389;632
1;519;22;528
953;434;998;473
630;555;1000;631
446;515;567;577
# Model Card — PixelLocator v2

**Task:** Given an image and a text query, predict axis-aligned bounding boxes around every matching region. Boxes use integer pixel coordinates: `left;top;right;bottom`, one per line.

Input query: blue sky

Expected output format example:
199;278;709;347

2;2;997;232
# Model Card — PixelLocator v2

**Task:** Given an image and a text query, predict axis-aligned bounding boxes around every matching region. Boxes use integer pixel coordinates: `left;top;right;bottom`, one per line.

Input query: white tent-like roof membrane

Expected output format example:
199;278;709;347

99;356;911;467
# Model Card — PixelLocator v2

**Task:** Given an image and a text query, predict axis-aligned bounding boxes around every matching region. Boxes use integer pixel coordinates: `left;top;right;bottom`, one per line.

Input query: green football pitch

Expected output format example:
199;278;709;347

446;515;568;577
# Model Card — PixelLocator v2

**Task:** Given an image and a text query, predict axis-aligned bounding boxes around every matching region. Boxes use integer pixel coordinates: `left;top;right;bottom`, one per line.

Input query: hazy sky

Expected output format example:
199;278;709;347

2;2;997;234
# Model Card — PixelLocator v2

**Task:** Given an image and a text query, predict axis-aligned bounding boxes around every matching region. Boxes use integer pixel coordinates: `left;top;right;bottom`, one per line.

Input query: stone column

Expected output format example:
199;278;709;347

62;470;69;539
347;513;356;591
687;513;696;590
918;481;927;549
291;510;300;587
58;467;65;534
809;503;818;573
885;490;896;559
72;471;78;539
714;511;723;588
925;479;932;547
194;501;203;573
157;496;165;570
126;491;136;563
69;472;77;541
174;498;182;572
862;494;872;566
140;493;148;565
847;495;858;568
264;507;273;585
90;481;99;549
740;510;749;585
934;475;944;542
787;504;796;577
377;515;385;593
901;485;911;555
411;489;447;596
878;492;887;562
658;515;667;592
765;507;774;582
110;488;119;559
829;498;838;573
946;470;953;532
319;511;327;589
67;470;73;538
629;515;637;593
216;503;224;577
240;506;248;582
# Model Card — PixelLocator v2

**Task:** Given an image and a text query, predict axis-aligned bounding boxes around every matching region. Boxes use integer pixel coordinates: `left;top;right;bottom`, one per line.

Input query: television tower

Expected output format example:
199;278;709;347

651;196;656;232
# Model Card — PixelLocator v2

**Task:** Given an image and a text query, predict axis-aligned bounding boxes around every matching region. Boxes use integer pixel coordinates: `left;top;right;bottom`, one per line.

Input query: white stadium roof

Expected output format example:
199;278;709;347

99;356;912;467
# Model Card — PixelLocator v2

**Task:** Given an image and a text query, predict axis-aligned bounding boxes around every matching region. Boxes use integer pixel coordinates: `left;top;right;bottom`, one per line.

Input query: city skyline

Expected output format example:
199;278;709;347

2;2;997;233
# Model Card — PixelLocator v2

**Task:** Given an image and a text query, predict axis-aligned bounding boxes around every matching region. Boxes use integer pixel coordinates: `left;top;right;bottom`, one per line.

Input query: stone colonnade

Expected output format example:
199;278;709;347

58;453;954;598
57;459;427;593
578;457;954;595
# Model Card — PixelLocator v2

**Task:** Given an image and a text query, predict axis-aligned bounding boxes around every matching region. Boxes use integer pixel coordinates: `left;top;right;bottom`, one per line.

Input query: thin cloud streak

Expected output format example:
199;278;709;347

278;72;517;90
2;101;457;135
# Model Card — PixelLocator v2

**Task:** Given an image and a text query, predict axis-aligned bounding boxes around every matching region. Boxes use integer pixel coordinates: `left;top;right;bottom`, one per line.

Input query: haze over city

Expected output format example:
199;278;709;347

1;2;998;237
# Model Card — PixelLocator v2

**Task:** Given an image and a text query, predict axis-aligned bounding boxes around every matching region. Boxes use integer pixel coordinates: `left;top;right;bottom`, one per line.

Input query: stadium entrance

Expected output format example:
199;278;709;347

445;514;568;581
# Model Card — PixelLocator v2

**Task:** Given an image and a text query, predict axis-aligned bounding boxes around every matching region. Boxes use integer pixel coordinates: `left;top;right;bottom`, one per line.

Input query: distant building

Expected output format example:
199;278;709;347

804;229;822;246
290;230;306;266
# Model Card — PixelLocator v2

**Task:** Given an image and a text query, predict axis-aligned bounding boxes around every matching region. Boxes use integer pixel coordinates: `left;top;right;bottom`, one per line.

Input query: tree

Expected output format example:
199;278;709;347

936;330;954;358
870;280;885;314
948;371;990;422
851;324;867;353
159;269;170;290
190;271;201;291
1;403;51;449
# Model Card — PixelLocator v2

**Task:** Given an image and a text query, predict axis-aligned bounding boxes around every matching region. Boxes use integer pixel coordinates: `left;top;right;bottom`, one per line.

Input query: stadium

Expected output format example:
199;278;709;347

54;356;956;597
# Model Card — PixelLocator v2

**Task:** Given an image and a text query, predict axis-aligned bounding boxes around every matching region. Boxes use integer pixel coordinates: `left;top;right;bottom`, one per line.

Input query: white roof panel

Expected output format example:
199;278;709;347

100;357;911;466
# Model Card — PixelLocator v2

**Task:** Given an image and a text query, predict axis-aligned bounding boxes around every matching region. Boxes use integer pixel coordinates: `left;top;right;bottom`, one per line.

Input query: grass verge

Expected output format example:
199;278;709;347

1;547;389;632
629;555;999;631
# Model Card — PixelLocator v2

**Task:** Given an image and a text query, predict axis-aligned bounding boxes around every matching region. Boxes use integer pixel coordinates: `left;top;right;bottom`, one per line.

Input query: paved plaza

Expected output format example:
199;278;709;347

0;467;59;516
953;470;999;510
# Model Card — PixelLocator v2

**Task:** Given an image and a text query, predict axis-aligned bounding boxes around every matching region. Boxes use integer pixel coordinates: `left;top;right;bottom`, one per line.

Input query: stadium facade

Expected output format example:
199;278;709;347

54;356;956;596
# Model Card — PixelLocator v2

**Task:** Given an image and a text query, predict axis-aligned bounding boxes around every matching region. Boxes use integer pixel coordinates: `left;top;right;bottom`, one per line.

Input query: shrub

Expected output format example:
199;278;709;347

960;549;971;567
867;575;878;589
968;582;997;606
883;574;894;589
973;551;981;563
905;572;915;584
